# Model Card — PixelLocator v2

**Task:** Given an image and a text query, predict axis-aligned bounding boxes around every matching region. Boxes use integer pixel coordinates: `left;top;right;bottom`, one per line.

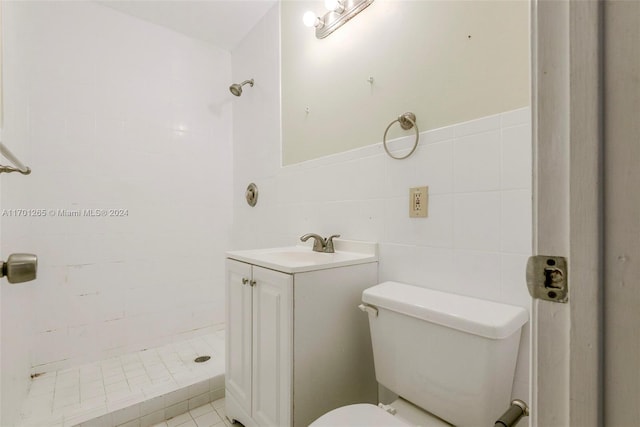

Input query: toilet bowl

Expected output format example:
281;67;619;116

309;281;528;427
311;398;452;427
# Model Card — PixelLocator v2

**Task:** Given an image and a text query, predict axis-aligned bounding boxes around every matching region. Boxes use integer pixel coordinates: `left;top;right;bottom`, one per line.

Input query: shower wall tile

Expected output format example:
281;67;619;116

2;0;233;374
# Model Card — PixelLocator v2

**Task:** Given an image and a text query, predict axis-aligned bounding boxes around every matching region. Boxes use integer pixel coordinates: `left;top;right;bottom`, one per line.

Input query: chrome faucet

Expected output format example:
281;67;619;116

300;233;341;253
300;233;326;252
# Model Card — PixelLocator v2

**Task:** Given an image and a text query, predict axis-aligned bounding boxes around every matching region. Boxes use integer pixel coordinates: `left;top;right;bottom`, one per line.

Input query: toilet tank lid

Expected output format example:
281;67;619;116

362;282;529;339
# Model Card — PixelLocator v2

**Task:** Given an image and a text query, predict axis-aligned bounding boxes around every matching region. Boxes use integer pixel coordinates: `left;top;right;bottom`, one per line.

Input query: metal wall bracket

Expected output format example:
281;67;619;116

315;0;375;39
526;255;568;303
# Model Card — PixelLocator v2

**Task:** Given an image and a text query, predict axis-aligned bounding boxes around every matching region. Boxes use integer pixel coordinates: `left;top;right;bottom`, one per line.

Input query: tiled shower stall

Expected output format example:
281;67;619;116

1;2;233;425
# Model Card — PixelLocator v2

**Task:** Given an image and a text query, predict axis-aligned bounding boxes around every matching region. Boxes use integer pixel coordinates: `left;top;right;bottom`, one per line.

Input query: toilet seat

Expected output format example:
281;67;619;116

310;404;407;427
309;399;452;427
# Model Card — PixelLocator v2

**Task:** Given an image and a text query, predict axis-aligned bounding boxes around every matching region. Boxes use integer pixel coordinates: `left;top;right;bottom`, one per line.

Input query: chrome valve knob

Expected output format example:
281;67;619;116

1;253;38;284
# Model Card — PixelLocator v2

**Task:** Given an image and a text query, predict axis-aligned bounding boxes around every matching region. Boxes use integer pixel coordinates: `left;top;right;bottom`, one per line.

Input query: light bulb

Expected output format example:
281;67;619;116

325;0;338;10
303;11;318;28
325;0;345;13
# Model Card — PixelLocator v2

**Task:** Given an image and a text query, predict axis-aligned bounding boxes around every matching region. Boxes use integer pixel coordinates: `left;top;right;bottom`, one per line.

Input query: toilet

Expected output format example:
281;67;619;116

310;281;529;427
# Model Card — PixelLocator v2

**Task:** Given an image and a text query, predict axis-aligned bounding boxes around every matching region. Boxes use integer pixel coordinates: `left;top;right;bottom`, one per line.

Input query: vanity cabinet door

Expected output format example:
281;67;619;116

225;259;253;416
251;266;293;427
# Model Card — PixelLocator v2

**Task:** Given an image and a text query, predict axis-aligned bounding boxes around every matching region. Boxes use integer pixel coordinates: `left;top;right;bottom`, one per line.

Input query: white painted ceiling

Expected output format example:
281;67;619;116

99;0;277;52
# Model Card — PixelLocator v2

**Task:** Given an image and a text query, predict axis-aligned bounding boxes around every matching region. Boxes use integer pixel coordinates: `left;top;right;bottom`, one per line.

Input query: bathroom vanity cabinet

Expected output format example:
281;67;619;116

225;243;378;427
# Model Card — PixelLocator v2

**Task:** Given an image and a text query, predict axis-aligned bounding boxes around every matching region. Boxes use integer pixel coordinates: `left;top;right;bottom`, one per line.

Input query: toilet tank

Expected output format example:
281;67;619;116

362;282;528;427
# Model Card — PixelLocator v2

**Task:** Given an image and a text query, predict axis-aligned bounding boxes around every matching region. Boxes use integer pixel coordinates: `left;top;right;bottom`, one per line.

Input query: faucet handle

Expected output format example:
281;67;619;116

300;233;327;252
325;234;341;253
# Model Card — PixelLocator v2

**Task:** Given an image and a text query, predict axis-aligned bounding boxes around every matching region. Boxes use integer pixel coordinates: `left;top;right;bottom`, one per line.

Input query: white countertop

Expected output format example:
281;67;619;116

226;239;378;274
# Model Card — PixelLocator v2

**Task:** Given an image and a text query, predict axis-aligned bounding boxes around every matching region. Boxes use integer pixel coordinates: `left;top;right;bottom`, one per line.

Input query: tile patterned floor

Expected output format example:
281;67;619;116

151;397;232;427
19;331;225;427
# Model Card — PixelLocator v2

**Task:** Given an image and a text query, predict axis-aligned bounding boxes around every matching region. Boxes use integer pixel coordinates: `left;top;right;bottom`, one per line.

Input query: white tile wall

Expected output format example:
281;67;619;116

501;124;533;189
1;283;35;426
231;4;532;405
2;1;233;376
453;192;502;251
453;130;502;192
502;190;534;254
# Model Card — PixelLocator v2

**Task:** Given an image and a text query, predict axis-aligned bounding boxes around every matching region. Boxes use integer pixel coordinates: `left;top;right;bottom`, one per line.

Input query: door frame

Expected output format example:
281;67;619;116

531;0;602;426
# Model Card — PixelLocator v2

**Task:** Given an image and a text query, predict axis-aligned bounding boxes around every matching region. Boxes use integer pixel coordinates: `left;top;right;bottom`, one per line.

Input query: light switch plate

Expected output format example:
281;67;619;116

409;186;428;218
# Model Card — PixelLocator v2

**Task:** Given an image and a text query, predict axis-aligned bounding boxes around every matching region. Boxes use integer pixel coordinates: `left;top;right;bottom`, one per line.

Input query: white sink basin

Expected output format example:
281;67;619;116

226;240;378;274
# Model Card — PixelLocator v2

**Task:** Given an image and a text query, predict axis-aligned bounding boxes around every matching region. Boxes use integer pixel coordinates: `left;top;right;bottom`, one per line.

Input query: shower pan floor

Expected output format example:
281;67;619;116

18;330;225;427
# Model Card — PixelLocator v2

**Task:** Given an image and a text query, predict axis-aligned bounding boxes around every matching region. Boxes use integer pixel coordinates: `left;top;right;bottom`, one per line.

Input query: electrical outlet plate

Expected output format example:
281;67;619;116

409;186;428;218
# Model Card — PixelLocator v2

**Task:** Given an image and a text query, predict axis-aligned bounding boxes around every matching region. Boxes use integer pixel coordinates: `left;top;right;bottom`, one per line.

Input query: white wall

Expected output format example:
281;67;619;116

1;1;233;379
1;2;34;423
0;231;32;425
232;4;531;404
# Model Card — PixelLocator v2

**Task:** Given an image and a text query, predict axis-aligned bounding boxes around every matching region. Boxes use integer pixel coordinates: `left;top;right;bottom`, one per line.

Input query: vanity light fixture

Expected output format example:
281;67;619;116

303;0;374;39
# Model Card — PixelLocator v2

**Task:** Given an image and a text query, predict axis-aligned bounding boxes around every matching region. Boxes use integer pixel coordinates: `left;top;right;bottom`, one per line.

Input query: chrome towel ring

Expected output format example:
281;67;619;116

383;112;419;160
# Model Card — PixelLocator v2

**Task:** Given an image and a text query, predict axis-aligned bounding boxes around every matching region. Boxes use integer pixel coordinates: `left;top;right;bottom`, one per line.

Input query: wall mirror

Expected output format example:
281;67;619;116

281;0;530;165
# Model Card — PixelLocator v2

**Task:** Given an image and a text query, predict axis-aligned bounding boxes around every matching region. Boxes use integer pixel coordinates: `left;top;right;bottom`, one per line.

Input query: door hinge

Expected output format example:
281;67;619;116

526;255;568;303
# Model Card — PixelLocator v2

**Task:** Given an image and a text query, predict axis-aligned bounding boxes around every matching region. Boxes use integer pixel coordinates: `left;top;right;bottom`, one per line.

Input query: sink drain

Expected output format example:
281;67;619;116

194;355;211;363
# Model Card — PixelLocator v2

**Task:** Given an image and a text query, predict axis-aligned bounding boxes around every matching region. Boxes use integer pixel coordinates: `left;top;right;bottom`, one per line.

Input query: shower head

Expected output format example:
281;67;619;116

229;79;254;96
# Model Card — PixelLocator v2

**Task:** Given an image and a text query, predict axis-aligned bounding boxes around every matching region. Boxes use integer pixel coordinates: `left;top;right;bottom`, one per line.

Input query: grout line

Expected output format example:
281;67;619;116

19;333;224;427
